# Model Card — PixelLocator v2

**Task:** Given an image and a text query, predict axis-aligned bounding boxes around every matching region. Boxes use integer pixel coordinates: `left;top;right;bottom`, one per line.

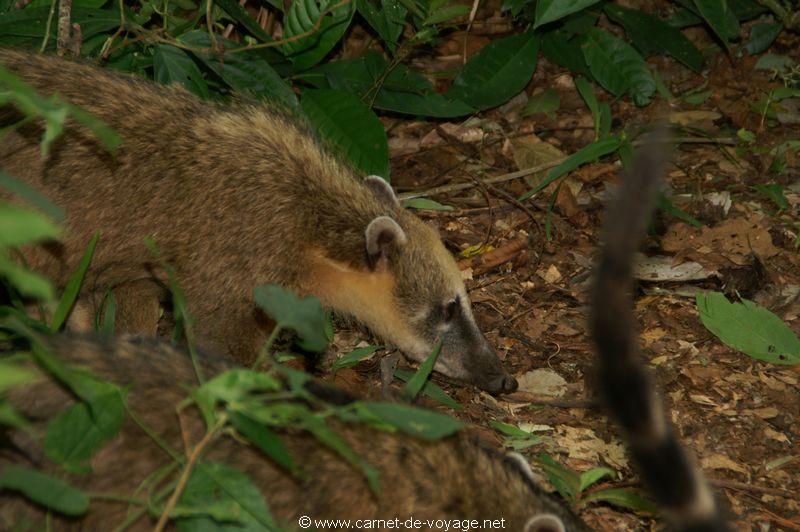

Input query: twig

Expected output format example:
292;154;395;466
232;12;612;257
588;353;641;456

458;236;528;276
153;414;227;532
709;478;791;498
40;0;58;52
205;0;218;53
463;0;481;65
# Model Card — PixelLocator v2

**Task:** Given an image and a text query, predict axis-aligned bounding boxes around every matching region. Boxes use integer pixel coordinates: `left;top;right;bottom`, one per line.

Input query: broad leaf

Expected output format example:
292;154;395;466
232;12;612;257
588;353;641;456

534;0;600;28
360;402;464;440
300;89;389;178
582;28;655;106
356;0;406;54
254;284;329;352
153;44;210;98
447;31;539;111
696;292;800;364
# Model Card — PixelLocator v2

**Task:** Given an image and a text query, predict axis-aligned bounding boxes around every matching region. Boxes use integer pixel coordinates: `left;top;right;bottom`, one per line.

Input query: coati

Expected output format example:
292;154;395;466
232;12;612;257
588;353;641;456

0;334;588;532
0;48;517;395
1;133;727;531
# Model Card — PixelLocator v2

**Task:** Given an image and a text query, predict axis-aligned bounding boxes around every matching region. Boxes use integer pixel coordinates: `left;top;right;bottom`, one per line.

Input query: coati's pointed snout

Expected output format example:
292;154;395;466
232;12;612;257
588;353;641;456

489;373;519;394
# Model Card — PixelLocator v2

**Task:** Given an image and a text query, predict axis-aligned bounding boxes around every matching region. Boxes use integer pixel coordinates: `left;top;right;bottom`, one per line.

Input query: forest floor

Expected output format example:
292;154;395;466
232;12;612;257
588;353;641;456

319;16;800;532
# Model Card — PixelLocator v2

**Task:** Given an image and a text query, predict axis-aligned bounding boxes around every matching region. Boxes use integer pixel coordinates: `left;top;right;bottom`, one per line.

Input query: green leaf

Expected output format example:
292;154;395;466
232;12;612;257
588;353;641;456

696;292;800;365
541;29;590;77
300;89;389;178
0;7;120;49
402;339;441;401
693;0;740;43
536;454;580;502
153;44;210;98
582;28;655;106
0;172;64;222
392;369;461;409
356;0;406;54
44;390;125;470
754;183;789;210
0;258;55;300
534;0;600;28
282;0;356;71
745;22;783;55
0;400;30;429
489;420;531;437
331;345;383;372
574;77;600;138
197;369;282;405
0;466;89;516
180;32;299;111
402;198;454;211
578;466;615;491
423;4;470;25
360;402;464;440
447;31;539;111
0;203;61;247
0;361;39;393
488;420;541;450
229;412;297;474
177;462;278;531
519;135;622;200
582;487;657;512
604;4;703;72
253;284;329;352
51;233;98;331
521;88;560;119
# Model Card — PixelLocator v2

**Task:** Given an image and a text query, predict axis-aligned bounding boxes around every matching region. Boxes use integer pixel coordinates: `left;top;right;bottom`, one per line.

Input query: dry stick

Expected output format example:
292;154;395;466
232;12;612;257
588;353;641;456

397;137;736;201
153;414;228;532
709;478;790;498
40;0;58;51
462;0;481;65
56;0;72;56
457;236;527;276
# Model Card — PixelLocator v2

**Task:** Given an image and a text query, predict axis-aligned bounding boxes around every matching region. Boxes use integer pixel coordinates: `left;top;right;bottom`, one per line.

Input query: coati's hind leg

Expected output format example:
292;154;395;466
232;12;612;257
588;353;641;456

190;298;271;366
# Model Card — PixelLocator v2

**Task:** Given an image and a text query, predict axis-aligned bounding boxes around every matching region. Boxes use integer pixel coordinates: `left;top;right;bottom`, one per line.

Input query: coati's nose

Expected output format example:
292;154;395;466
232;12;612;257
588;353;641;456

487;374;518;394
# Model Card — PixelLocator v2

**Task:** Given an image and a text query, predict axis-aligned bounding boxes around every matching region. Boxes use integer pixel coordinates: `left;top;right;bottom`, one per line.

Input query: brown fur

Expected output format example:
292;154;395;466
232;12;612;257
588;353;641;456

0;48;515;394
0;335;587;531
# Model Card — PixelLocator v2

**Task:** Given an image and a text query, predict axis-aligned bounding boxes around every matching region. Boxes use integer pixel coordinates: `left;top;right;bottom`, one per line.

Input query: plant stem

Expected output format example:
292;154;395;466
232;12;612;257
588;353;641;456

252;324;282;370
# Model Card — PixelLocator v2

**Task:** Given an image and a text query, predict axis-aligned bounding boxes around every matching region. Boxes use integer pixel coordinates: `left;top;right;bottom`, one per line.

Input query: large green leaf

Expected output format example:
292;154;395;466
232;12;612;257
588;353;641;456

696;292;800;365
282;0;355;72
177;462;278;531
693;0;740;43
300;89;389;178
446;31;539;111
604;4;703;72
582;28;655;107
153;44;210;98
180;32;298;111
744;22;783;55
541;29;590;77
356;0;406;54
302;53;473;117
44;390;125;471
0;466;88;516
534;0;600;28
253;284;329;352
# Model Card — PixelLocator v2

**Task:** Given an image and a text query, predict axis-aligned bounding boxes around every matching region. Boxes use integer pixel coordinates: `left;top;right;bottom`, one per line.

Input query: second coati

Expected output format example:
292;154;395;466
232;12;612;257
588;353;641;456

0;48;517;394
0;334;588;532
1;133;728;531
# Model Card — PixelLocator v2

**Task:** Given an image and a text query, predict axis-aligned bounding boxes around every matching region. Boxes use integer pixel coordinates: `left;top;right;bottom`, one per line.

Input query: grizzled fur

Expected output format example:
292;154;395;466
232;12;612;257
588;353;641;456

0;48;516;394
590;132;727;531
1;335;586;531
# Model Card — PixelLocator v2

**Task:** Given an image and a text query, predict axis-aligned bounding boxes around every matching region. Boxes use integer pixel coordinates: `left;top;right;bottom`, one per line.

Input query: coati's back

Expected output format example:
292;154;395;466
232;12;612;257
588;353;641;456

1;335;586;531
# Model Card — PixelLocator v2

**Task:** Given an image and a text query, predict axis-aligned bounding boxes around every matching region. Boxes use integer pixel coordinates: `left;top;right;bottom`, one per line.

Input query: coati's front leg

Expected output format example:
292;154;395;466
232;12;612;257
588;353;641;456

110;278;165;335
189;297;271;366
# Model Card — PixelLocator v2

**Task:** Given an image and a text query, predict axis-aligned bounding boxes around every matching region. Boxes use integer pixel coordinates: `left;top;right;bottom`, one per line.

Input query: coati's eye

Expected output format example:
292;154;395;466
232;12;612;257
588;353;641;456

443;296;460;322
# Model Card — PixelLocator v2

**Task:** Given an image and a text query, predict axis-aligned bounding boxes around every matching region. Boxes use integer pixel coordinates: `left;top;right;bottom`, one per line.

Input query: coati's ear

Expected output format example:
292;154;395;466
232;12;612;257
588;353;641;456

365;216;407;267
364;175;400;208
525;514;565;532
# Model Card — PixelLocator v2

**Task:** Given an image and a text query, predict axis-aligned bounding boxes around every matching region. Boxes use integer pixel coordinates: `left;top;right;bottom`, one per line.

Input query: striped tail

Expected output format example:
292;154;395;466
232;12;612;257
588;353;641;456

589;130;728;532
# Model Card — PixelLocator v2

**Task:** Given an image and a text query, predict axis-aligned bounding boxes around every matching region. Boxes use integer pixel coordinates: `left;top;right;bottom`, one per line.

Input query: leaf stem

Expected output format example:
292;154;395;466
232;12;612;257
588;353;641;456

252;324;283;370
